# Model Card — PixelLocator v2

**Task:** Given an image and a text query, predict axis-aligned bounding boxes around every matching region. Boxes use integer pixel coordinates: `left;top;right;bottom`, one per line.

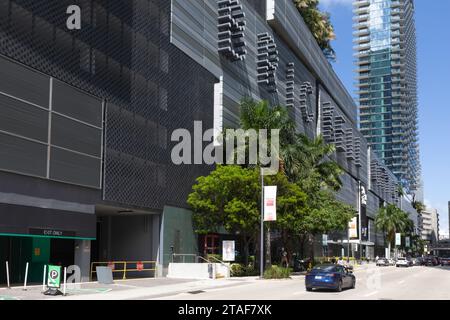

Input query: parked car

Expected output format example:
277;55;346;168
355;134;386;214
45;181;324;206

396;257;410;268
388;258;396;266
305;264;356;292
424;256;439;266
414;257;424;266
376;258;389;267
440;258;450;267
407;258;414;267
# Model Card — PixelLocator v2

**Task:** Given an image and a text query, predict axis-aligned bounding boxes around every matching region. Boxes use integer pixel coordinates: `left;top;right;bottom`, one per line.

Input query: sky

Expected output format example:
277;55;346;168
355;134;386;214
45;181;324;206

318;0;450;237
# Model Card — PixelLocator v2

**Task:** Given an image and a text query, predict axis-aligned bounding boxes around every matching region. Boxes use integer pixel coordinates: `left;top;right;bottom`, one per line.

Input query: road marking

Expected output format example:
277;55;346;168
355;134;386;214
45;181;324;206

112;283;139;289
364;291;379;297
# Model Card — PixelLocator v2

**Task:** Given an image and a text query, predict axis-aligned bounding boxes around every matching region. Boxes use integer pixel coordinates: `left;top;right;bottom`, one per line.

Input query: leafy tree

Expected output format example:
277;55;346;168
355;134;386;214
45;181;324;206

301;189;355;260
189;98;352;267
293;0;336;61
375;205;412;256
239;98;347;262
266;173;308;264
187;165;260;265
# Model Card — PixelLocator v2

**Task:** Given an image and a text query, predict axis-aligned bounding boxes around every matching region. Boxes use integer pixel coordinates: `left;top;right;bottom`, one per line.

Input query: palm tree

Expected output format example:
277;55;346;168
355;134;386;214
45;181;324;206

238;98;345;265
240;98;295;141
375;205;411;258
291;134;343;191
239;98;296;268
239;99;343;190
411;197;426;215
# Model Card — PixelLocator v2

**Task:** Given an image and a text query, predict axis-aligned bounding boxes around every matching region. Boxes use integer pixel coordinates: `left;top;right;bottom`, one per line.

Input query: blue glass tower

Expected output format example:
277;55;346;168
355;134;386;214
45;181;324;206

354;0;421;195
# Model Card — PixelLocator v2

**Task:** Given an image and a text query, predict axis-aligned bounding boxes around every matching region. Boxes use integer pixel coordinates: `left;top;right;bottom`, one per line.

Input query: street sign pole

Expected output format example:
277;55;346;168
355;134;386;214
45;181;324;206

42;265;47;292
5;261;10;289
358;181;362;261
260;169;264;279
347;227;350;263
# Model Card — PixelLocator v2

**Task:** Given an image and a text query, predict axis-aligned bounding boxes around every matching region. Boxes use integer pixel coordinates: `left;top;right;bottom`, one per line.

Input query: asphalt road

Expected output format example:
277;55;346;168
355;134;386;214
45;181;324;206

3;264;448;300
151;265;450;300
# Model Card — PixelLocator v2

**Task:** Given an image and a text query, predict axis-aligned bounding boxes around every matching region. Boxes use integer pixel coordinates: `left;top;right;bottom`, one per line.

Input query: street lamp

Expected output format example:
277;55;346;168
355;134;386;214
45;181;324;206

260;168;264;279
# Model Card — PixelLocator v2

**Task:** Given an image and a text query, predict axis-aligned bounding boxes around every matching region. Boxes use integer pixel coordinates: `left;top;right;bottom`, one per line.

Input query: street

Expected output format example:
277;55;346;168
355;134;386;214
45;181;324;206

152;265;450;301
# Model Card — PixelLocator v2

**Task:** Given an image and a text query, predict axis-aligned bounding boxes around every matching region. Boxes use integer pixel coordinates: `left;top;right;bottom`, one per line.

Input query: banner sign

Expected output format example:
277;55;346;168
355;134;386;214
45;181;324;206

47;265;62;288
395;233;402;246
322;234;328;247
264;186;277;221
405;237;410;248
349;217;358;239
222;241;235;262
360;184;369;242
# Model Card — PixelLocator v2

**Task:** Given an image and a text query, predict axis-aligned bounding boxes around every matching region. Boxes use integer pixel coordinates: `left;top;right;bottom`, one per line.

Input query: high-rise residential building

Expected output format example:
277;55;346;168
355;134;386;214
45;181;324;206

421;207;439;245
354;0;421;194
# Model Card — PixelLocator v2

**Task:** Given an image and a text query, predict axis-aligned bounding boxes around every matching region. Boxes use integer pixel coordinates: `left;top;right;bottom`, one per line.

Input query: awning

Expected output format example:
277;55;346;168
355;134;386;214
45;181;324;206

0;202;96;240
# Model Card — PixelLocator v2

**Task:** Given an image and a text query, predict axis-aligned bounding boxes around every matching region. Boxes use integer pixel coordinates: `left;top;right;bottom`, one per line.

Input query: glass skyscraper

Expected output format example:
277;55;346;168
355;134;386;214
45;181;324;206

354;0;421;194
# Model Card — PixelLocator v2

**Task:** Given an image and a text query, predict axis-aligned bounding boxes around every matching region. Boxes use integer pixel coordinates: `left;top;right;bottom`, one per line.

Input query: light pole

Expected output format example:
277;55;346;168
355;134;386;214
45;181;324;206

347;224;350;264
260;168;264;279
358;180;362;261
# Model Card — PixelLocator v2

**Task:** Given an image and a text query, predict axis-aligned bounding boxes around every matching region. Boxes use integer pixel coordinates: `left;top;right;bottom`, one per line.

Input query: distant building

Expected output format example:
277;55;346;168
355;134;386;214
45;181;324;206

422;207;439;245
439;233;449;241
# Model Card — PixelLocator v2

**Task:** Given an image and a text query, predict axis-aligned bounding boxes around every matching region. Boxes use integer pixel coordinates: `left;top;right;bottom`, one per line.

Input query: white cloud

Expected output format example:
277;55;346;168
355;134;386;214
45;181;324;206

320;0;354;9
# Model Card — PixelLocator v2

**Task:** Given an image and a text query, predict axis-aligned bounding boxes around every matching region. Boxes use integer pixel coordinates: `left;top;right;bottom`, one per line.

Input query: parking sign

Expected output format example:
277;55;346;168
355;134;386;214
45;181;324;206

47;265;62;288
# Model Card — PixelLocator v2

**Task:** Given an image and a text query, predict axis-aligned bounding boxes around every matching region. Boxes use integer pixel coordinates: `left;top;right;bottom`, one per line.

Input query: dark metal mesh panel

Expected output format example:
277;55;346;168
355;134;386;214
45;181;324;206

0;0;216;210
0;132;47;177
245;0;266;18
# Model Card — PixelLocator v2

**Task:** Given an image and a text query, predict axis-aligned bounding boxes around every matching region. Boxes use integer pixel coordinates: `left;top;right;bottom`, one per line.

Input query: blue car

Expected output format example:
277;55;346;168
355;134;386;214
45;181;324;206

305;264;356;292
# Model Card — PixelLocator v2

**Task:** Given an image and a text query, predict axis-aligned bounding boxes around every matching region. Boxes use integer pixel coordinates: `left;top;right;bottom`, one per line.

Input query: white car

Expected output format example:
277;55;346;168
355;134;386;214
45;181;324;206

376;258;389;267
396;257;410;268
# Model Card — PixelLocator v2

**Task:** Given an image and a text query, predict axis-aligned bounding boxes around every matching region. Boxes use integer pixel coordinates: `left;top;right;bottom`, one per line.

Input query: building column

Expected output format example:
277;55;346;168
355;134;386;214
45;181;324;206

74;240;91;282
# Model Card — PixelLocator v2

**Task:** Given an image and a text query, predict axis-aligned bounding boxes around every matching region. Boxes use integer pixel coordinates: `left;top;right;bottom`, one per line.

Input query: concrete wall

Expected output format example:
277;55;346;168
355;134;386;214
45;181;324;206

168;262;230;279
159;206;199;276
98;215;159;260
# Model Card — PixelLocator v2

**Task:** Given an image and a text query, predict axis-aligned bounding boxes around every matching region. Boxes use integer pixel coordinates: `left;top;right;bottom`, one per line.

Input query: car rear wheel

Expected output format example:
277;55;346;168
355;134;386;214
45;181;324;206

306;287;313;292
336;280;343;292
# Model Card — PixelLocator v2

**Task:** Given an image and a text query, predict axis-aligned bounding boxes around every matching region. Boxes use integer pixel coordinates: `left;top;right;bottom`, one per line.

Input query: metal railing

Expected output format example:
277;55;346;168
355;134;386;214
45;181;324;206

207;255;231;278
171;253;212;264
90;261;157;281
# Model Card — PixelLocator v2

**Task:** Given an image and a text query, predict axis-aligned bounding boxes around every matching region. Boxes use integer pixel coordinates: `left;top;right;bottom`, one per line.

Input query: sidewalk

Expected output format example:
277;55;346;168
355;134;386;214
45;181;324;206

0;276;265;300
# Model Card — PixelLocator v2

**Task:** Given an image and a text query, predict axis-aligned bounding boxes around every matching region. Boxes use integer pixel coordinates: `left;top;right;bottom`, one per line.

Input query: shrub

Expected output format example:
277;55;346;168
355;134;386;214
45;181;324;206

230;264;259;277
263;265;292;279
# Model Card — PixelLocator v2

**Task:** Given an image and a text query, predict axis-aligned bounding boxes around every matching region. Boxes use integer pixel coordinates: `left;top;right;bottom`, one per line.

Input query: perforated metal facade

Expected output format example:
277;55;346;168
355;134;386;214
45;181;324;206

0;0;216;210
